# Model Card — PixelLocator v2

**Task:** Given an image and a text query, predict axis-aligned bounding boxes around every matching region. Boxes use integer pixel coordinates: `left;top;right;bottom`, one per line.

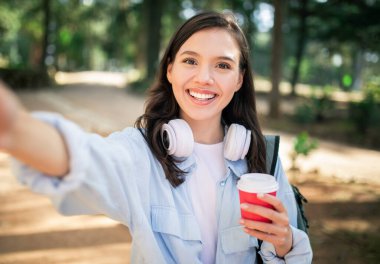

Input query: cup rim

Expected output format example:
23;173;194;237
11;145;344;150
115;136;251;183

237;173;278;193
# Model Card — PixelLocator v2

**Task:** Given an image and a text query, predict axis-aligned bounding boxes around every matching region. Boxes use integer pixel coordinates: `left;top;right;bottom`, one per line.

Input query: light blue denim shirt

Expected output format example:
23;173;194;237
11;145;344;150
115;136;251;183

14;112;312;264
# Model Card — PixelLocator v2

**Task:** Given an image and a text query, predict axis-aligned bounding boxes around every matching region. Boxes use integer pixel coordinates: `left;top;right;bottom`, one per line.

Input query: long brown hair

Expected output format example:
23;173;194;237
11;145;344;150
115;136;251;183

135;11;266;187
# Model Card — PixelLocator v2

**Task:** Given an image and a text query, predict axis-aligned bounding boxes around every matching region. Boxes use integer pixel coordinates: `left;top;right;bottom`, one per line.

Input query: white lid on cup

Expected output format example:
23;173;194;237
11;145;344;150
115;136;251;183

237;173;278;193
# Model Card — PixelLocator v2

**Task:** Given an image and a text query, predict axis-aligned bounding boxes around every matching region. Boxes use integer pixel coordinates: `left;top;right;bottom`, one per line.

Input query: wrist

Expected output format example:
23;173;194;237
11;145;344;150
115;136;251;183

274;226;293;258
3;109;28;152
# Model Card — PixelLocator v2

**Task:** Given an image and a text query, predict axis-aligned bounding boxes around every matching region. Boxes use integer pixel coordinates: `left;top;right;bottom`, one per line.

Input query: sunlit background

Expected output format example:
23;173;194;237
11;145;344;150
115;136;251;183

0;1;379;263
0;0;378;88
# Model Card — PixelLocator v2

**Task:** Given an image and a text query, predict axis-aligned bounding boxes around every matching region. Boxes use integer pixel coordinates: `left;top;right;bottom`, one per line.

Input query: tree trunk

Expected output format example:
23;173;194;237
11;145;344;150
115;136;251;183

269;0;285;119
40;0;51;70
144;0;164;81
290;0;308;96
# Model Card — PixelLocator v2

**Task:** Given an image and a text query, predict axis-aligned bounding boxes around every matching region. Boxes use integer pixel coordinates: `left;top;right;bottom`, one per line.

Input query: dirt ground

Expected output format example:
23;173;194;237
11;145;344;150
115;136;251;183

0;79;379;263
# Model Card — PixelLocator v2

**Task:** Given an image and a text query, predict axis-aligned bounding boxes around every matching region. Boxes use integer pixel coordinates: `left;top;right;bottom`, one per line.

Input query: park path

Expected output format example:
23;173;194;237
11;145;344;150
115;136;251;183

14;80;380;184
0;72;379;263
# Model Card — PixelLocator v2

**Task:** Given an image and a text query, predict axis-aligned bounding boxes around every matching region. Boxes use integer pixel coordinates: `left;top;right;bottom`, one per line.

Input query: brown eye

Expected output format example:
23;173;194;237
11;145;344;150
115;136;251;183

183;58;197;65
217;62;231;69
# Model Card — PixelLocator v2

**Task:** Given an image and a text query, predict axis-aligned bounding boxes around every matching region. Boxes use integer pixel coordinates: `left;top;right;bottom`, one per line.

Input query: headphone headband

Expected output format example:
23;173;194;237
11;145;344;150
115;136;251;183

160;119;251;161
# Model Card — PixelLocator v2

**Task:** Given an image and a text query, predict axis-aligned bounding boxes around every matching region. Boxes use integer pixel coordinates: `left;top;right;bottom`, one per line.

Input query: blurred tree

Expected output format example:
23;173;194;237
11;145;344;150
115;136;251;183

1;0;377;91
316;1;379;90
0;0;52;88
203;0;224;10
0;2;22;67
288;0;380;91
104;0;131;70
230;0;259;53
130;0;184;90
143;0;165;81
269;0;286;118
40;0;51;70
289;0;308;96
54;0;114;70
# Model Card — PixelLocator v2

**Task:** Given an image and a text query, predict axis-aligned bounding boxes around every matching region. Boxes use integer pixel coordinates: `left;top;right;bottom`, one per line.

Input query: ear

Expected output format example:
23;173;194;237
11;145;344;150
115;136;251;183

166;63;173;84
235;70;244;92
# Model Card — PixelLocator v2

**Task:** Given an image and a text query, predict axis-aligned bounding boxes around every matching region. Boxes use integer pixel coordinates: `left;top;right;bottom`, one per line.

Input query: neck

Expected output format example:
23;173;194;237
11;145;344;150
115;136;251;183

184;118;224;144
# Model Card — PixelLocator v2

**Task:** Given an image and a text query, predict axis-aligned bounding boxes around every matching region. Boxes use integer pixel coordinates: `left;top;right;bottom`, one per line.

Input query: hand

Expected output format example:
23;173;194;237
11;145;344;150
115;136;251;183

240;193;293;258
0;80;69;175
0;80;23;150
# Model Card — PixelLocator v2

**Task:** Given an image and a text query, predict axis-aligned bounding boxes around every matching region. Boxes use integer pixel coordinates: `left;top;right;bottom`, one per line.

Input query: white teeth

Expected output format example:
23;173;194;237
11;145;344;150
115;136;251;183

189;90;216;100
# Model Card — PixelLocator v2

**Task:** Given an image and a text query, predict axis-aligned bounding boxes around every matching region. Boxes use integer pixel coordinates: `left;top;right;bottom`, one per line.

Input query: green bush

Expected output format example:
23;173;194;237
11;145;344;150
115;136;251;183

294;103;316;124
311;85;336;122
293;85;336;124
0;68;52;89
348;80;380;134
290;132;318;170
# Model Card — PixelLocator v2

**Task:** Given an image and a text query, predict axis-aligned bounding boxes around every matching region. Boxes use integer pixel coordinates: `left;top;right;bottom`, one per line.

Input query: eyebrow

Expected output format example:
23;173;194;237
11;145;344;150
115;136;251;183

179;50;237;63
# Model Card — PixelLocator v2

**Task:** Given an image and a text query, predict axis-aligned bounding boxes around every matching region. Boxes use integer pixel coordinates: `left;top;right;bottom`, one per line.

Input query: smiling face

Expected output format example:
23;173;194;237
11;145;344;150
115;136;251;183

166;28;243;129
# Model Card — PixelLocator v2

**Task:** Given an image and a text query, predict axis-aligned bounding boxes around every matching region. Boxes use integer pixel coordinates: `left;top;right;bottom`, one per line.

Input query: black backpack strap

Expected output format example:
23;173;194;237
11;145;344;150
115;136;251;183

264;135;310;234
292;185;310;234
256;135;280;264
257;135;309;263
264;135;280;175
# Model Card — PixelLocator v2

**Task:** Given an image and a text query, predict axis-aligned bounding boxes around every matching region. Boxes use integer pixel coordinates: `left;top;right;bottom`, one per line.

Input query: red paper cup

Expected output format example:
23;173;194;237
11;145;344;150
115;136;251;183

237;173;278;223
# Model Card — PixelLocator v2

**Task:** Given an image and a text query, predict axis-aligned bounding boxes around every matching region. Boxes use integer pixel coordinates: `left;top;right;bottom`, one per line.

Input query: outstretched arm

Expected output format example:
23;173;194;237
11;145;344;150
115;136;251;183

0;80;69;176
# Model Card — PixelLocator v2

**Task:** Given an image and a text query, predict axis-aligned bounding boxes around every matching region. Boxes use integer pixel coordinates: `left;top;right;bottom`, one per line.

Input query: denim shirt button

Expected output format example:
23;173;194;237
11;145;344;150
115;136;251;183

220;181;226;187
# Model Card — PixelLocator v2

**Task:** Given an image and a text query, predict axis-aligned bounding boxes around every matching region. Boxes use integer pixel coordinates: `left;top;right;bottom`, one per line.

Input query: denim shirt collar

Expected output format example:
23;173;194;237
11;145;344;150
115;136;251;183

226;158;248;178
176;153;248;179
175;155;196;173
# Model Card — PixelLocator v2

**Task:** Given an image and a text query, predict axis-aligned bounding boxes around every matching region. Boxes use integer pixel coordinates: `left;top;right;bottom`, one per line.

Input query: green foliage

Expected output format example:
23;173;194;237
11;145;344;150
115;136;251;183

293;131;318;156
294;85;336;124
129;77;154;94
311;85;336;122
294;102;316;124
308;1;380;53
0;0;378;92
365;78;380;101
290;131;318;170
0;68;52;89
348;78;380;134
0;5;21;42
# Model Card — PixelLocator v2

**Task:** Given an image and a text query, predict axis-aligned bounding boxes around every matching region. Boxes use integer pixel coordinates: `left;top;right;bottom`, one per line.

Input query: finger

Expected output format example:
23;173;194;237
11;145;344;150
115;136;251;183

244;227;292;249
257;193;287;213
243;227;284;246
241;203;288;225
240;218;289;236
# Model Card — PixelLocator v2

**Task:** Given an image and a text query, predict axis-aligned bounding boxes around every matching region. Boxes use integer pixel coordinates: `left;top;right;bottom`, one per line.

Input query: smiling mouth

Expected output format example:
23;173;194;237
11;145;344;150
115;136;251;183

187;89;217;101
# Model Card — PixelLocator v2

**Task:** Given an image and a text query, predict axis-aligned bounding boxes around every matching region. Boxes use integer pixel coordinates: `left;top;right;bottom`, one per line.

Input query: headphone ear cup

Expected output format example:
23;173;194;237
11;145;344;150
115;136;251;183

224;124;251;161
160;119;194;158
241;130;251;159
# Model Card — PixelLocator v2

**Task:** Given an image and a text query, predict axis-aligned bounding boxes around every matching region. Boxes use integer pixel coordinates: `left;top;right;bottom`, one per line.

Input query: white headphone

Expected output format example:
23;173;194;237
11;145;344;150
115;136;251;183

160;119;251;161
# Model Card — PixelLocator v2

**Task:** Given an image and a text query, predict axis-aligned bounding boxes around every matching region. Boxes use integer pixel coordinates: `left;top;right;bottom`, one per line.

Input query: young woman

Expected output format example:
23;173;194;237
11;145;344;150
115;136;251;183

0;11;312;264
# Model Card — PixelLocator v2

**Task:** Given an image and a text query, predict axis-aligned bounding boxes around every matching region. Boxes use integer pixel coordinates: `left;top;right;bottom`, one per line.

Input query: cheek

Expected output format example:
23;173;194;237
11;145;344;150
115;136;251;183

171;68;192;87
222;76;241;94
170;80;183;101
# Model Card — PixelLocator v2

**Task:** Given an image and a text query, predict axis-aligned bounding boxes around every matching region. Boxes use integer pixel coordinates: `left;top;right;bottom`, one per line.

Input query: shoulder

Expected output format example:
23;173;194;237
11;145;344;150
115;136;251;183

106;127;147;149
107;127;146;143
106;127;153;159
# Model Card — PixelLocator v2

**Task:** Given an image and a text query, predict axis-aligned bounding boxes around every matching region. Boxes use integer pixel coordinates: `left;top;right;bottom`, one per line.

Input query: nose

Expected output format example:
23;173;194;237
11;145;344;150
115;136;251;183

195;65;214;85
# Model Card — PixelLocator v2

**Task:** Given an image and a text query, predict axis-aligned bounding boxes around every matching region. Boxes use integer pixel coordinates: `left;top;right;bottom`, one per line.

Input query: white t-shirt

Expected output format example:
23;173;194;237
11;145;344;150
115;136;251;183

187;142;227;264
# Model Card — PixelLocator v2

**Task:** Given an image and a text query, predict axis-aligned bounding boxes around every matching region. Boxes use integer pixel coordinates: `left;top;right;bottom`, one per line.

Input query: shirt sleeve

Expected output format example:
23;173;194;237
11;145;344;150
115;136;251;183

259;158;313;263
12;111;151;226
260;226;312;264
